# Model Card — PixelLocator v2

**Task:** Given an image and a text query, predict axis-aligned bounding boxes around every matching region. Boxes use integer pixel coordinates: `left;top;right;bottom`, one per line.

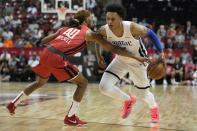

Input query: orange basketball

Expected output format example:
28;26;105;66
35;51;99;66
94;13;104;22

147;61;166;80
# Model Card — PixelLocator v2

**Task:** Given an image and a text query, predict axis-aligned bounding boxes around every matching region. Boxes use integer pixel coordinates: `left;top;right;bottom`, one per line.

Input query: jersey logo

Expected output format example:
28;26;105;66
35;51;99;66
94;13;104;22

111;41;132;46
63;28;80;39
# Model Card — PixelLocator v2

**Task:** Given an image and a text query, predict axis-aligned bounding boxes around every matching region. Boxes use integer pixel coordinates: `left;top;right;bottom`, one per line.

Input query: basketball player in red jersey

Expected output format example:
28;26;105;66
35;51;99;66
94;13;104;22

6;10;149;126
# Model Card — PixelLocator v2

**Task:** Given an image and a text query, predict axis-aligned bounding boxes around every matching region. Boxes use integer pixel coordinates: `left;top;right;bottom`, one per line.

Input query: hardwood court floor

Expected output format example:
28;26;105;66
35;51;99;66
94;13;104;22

0;82;197;131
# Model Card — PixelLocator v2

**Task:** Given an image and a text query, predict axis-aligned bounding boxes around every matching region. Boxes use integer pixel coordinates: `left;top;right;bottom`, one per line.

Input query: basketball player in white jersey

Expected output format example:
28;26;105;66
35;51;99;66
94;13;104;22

95;4;165;123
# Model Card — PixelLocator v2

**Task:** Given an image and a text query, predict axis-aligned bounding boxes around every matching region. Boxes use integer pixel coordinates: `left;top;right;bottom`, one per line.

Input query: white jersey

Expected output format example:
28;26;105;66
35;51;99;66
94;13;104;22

105;21;147;64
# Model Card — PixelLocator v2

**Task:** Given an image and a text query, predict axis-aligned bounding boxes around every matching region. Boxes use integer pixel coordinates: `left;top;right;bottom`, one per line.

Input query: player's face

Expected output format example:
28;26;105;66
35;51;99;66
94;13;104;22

106;12;122;30
86;15;93;28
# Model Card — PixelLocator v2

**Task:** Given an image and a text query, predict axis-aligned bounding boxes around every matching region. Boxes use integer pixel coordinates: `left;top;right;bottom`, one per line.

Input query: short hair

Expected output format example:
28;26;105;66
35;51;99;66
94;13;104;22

106;4;125;18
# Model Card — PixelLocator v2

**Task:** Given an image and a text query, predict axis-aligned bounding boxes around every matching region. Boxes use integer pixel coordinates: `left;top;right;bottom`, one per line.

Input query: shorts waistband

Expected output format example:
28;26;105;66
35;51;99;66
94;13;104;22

47;45;68;59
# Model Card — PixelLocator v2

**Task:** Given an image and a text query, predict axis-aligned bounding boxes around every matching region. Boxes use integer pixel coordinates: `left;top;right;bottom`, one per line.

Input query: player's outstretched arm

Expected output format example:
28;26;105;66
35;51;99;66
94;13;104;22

41;28;63;45
130;22;165;64
86;30;150;65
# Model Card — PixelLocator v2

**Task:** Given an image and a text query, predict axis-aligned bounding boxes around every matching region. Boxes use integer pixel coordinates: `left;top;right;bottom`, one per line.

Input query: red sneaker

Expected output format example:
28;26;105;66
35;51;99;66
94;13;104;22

6;102;16;115
64;115;87;126
150;106;159;123
121;94;136;119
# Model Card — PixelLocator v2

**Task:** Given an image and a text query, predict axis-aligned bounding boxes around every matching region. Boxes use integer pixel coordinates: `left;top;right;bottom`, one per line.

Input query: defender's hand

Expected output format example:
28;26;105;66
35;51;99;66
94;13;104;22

97;56;106;68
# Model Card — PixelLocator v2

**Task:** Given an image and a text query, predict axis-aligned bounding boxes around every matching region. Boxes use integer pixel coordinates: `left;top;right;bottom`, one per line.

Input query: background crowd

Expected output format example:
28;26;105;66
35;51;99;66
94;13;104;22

0;0;197;85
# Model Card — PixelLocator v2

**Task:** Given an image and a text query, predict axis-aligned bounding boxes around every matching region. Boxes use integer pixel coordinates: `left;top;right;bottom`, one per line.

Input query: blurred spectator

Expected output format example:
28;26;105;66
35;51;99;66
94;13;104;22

152;51;159;61
143;37;150;48
139;18;149;27
166;52;175;66
3;37;14;48
16;56;27;81
27;4;38;15
169;18;177;30
4;12;13;22
11;16;22;27
175;30;185;49
166;25;176;38
180;67;196;86
0;49;11;62
191;33;197;47
185;58;195;73
86;50;96;70
8;53;19;81
0;62;10;82
0;14;5;26
165;65;173;85
85;50;96;77
26;53;39;81
171;56;183;84
5;3;14;14
166;38;174;49
18;49;27;63
157;25;166;39
180;48;191;65
27;21;39;33
193;47;197;65
2;27;13;40
0;37;3;47
185;21;191;35
24;41;33;48
86;0;96;11
14;37;25;47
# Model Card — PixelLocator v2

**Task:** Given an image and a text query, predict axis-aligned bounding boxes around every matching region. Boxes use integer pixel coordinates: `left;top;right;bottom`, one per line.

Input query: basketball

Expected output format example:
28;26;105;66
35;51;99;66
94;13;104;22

147;61;166;80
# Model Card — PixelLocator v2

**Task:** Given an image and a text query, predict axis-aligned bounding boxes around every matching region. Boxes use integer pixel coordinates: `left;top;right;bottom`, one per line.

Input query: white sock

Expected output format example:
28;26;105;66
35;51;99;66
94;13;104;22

99;72;130;101
12;91;28;106
68;100;79;117
144;90;157;109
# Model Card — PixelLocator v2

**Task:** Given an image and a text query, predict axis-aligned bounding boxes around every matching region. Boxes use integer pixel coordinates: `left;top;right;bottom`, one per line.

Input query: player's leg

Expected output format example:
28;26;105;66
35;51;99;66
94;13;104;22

99;72;130;101
64;73;88;126
6;76;49;115
99;58;136;119
99;58;130;101
6;62;50;115
67;73;88;116
129;64;159;123
52;61;88;126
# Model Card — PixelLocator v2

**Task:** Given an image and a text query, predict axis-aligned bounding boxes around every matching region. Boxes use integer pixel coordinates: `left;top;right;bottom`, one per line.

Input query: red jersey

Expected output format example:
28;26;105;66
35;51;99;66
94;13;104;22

50;25;89;56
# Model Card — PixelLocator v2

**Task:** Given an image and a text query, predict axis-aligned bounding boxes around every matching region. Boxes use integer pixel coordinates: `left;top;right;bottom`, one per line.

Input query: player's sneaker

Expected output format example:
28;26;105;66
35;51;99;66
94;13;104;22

150;106;159;123
121;94;136;119
150;123;160;131
6;102;16;115
64;115;87;126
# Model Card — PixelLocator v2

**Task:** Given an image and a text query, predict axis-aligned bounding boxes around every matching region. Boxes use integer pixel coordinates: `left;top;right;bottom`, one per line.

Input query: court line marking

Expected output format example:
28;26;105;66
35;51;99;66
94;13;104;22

0;93;72;97
0;116;185;131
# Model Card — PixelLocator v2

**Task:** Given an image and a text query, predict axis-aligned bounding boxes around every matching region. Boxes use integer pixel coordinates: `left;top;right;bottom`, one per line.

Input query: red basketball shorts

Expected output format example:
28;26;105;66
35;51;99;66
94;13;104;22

32;48;79;82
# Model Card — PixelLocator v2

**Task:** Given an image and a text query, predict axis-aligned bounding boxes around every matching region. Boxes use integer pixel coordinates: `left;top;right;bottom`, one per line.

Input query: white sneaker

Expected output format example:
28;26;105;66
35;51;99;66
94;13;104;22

151;80;155;85
171;79;179;85
163;79;168;85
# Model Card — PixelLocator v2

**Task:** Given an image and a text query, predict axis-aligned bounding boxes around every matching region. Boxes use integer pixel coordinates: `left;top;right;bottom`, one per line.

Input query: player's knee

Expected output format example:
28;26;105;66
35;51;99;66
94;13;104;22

136;89;148;99
99;81;110;94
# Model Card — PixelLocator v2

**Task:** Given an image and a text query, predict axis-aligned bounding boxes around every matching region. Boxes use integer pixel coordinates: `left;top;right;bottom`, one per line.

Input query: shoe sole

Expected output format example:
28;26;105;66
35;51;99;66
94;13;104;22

64;123;87;126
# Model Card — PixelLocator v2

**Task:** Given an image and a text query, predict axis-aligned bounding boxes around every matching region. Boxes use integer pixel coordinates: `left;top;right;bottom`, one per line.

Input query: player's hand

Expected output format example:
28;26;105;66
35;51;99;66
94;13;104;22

97;56;106;68
137;57;151;66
